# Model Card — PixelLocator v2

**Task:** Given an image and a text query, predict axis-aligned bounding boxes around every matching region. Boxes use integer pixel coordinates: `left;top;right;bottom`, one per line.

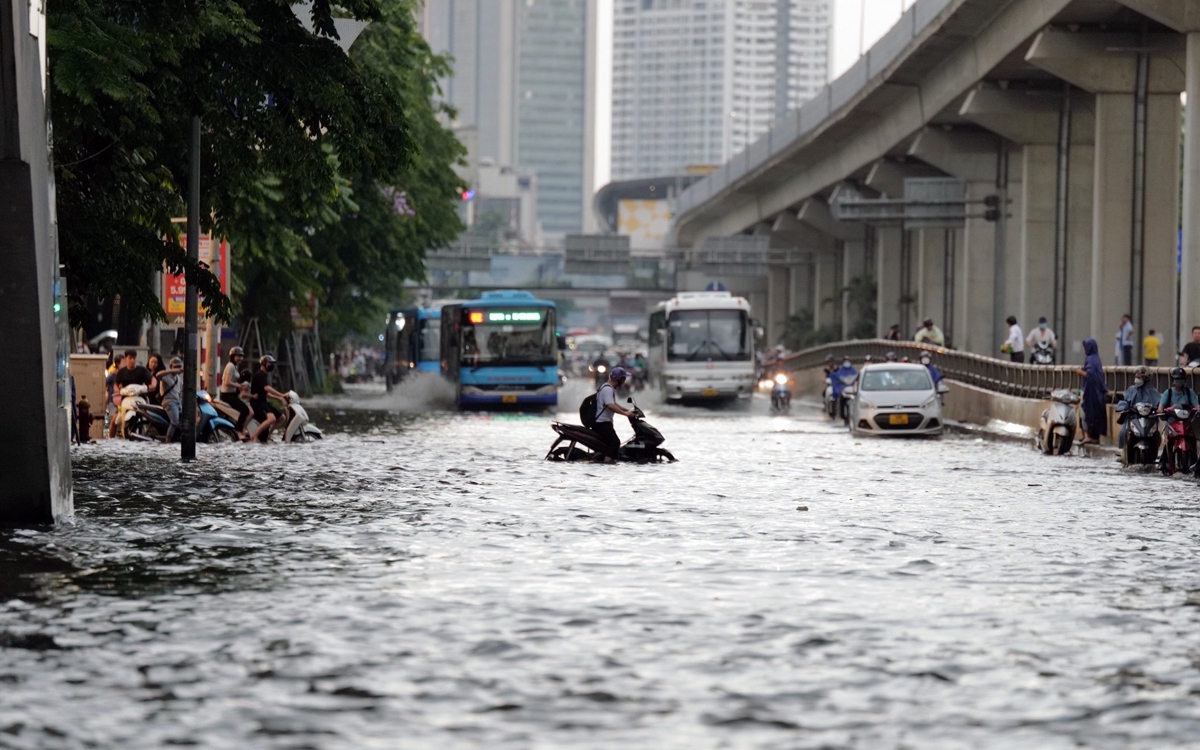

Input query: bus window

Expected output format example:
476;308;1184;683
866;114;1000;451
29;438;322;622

667;310;750;361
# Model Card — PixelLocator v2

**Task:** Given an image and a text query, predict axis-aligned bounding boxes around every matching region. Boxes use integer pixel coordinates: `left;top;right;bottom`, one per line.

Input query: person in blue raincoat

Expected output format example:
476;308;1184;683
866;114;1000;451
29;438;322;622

1075;338;1108;444
830;355;858;422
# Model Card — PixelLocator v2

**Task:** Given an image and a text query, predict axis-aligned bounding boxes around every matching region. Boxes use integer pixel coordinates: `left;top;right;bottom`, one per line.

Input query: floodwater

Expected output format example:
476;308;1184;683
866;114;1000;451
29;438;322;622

4;382;1200;749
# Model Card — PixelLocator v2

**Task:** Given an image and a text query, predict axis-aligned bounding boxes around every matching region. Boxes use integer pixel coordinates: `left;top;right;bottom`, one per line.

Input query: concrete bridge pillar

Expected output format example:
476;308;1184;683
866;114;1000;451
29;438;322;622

909;129;1001;355
915;229;943;336
813;249;839;332
841;239;867;339
876;227;902;337
1027;28;1185;361
0;0;71;524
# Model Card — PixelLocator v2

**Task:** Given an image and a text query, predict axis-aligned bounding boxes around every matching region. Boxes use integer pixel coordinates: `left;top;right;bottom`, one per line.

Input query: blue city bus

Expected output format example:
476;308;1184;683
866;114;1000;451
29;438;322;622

440;290;560;409
384;304;451;391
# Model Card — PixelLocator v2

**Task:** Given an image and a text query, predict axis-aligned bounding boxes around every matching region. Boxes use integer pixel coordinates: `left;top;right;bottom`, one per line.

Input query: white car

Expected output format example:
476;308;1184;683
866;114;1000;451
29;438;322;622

848;363;947;436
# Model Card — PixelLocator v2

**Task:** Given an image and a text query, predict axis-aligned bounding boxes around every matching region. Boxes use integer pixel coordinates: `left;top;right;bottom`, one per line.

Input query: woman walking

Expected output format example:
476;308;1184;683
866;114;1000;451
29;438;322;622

1076;338;1108;445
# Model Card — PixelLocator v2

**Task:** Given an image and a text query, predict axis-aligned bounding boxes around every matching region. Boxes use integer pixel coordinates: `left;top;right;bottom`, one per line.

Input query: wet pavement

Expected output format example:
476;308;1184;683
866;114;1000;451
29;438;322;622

3;383;1200;749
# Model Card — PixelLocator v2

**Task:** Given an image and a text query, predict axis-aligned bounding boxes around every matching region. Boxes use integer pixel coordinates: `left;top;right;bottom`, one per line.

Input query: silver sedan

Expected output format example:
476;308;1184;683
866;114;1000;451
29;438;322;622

847;363;946;436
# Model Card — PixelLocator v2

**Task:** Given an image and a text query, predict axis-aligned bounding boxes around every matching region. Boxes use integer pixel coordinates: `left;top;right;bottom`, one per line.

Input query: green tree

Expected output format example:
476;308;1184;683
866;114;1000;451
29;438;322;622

49;0;414;329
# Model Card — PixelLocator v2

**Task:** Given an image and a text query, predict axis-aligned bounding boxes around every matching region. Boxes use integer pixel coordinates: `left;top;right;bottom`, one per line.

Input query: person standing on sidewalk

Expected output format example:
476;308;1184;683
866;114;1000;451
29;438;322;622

1001;316;1025;363
1143;329;1161;366
1116;314;1134;366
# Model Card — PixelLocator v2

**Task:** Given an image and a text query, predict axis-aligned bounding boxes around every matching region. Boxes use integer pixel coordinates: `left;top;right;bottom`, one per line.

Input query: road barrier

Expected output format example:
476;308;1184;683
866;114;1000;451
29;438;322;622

785;340;1180;402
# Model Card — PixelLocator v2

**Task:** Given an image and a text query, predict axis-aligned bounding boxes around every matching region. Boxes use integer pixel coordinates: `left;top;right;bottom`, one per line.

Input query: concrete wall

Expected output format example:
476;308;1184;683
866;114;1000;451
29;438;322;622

0;0;72;524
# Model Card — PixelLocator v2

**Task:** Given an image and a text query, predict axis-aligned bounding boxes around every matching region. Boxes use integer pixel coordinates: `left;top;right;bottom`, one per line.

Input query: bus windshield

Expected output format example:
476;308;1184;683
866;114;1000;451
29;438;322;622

667;310;750;362
460;307;556;367
418;318;440;362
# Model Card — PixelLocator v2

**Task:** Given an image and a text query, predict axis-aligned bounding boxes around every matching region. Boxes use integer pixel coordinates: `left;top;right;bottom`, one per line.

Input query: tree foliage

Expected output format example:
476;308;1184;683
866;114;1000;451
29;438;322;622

49;0;463;340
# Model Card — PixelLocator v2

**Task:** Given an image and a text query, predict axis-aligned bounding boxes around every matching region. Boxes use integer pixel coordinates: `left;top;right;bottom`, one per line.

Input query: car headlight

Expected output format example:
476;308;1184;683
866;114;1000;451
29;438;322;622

858;399;875;410
921;396;937;409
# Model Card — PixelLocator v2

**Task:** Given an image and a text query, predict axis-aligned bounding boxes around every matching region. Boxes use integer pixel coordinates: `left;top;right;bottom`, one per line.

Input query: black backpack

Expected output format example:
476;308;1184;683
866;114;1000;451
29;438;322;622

579;384;610;428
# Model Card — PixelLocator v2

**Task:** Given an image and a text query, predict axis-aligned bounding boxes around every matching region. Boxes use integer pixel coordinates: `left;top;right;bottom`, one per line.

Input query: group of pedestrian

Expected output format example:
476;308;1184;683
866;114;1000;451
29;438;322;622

99;347;290;444
104;349;184;439
996;314;1175;367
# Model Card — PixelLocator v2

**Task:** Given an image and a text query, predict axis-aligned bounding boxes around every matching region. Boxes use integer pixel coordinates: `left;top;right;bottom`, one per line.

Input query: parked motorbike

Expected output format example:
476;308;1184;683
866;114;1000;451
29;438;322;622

243;391;324;443
1036;389;1079;455
546;397;675;463
1116;400;1160;467
117;384;150;440
197;391;240;443
770;372;792;414
1030;341;1055;366
1159;405;1198;476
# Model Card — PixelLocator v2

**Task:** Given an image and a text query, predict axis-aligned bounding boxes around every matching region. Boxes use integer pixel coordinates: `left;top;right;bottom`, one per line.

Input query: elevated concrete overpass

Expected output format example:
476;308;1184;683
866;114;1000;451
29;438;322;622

671;0;1200;362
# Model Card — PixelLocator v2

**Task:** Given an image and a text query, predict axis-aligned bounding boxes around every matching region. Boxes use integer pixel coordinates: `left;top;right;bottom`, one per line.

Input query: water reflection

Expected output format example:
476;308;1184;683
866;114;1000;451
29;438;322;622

3;398;1200;748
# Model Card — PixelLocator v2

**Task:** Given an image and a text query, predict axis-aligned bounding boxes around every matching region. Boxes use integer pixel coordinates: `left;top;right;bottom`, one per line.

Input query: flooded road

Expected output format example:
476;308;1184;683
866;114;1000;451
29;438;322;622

4;387;1200;749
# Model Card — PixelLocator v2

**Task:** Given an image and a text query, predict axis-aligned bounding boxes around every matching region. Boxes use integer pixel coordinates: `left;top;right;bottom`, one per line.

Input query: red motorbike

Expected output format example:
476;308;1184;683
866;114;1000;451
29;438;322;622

1159;405;1198;476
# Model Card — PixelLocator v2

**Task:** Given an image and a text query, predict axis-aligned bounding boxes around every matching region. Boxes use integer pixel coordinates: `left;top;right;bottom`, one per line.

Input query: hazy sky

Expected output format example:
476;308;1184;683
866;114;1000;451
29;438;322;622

594;0;915;189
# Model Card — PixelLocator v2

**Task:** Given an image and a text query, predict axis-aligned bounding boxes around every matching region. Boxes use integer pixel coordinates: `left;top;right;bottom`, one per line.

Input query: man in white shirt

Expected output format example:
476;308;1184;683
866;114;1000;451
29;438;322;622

914;318;946;347
1003;315;1025;363
1116;314;1134;366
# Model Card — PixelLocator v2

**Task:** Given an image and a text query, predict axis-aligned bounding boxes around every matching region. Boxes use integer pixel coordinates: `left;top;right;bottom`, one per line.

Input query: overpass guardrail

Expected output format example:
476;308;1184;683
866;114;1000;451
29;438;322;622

785;340;1182;403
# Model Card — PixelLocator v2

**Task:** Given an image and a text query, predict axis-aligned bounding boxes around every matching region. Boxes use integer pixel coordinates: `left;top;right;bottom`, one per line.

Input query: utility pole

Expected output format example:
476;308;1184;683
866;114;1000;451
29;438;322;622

182;115;200;461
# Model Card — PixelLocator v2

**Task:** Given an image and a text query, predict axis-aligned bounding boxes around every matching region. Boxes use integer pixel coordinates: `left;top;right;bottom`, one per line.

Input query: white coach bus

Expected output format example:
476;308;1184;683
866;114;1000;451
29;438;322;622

647;291;758;404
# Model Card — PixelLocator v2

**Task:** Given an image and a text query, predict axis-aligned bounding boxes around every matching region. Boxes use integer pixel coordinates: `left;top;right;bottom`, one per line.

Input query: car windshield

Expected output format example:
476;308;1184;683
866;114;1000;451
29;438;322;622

418;319;440;362
460;306;556;367
860;369;933;392
667;310;750;362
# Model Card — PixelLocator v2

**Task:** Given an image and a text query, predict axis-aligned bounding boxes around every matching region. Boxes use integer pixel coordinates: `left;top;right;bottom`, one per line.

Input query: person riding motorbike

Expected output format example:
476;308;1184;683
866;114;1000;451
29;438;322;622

830;356;858;422
1118;366;1160;449
919;352;943;386
590;352;613;386
885;351;898;362
822;354;836;377
593;366;634;464
221;346;251;440
1158;367;1198;467
109;349;157;437
250;355;289;443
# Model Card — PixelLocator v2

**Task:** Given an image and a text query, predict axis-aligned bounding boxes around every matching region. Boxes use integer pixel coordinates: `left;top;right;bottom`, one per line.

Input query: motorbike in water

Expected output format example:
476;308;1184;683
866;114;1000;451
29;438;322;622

1030;341;1055;366
1116;400;1160;467
1036;389;1079;455
770;372;792;414
233;391;324;443
126;389;240;444
1159;405;1198;476
546;397;676;463
834;374;857;425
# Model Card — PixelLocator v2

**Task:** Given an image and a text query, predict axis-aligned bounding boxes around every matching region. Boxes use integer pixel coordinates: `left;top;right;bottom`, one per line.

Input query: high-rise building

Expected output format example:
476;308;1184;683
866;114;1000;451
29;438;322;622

611;0;831;182
418;0;598;237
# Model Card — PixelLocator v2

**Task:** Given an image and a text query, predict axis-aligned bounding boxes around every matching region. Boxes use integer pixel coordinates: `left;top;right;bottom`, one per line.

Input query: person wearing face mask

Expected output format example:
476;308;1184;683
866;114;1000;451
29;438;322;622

250;355;289;443
830;356;858;424
1025;317;1057;360
1117;366;1160;449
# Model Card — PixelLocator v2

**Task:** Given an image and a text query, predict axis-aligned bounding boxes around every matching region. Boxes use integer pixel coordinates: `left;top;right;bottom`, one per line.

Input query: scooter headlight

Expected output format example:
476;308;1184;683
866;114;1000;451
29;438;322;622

1176;407;1190;420
774;373;788;385
598;365;607;374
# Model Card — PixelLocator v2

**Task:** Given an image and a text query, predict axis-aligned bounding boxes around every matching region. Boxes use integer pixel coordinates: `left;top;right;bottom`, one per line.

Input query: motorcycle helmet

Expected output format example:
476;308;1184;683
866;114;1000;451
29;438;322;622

1171;367;1186;383
863;354;873;363
610;366;629;383
229;346;245;360
919;352;931;364
885;351;898;362
824;354;835;363
260;354;277;372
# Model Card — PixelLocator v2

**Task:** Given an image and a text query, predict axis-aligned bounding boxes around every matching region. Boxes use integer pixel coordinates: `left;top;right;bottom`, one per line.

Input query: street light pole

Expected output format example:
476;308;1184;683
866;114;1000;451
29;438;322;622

182;114;200;461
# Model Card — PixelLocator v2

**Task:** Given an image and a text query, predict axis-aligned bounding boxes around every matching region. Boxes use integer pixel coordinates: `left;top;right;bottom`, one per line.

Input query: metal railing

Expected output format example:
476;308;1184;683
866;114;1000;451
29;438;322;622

786;339;1184;403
